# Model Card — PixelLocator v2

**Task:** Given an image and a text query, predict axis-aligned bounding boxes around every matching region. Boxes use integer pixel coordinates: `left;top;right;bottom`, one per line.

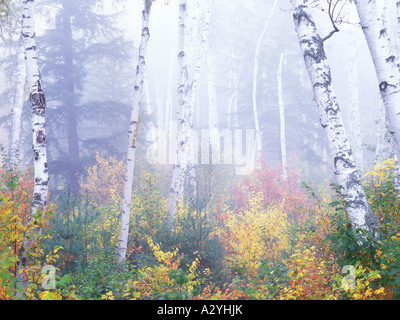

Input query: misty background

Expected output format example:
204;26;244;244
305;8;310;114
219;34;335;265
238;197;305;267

0;0;386;196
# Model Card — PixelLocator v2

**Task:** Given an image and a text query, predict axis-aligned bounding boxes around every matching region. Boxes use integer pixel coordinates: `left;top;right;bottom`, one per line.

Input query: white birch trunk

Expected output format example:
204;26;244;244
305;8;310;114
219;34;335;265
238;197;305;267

18;0;50;289
355;0;400;176
9;35;26;165
166;0;192;231
277;51;288;180
252;0;279;163
348;29;364;172
292;0;377;236
117;2;152;264
186;0;212;200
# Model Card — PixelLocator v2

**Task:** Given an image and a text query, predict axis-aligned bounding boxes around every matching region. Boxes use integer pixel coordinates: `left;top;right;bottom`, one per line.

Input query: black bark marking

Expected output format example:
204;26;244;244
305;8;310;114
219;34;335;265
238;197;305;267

36;130;46;144
334;155;356;170
379;28;387;38
386;55;395;63
380;81;388;92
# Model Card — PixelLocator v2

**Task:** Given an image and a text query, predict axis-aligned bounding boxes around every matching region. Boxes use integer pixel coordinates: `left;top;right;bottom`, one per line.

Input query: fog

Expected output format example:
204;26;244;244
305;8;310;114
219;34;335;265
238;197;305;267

0;0;388;191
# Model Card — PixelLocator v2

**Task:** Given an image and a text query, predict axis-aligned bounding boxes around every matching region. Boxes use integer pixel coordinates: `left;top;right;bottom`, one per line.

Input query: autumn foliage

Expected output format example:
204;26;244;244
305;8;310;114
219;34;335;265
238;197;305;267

2;153;400;300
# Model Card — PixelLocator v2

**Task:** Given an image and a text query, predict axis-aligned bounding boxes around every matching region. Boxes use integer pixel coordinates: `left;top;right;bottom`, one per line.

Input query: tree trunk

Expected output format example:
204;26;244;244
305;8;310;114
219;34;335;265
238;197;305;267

292;0;377;236
277;51;288;179
186;0;212;201
18;0;50;290
165;0;192;232
252;0;279;164
62;0;80;194
355;0;400;175
9;35;26;165
117;1;152;264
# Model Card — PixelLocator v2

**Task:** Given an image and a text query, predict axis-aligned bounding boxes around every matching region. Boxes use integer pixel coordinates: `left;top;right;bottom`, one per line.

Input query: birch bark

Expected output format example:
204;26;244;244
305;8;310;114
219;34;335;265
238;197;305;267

166;0;191;231
9;35;26;165
18;0;50;289
186;0;212;200
117;1;152;264
292;0;377;235
252;0;278;163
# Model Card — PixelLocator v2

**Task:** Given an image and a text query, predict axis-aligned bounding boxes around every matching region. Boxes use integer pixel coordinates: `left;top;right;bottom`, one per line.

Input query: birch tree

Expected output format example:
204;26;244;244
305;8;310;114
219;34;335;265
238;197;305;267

277;51;288;180
252;0;278;163
187;0;212;200
355;0;400;173
17;0;50;289
166;0;191;231
292;0;377;236
117;0;152;264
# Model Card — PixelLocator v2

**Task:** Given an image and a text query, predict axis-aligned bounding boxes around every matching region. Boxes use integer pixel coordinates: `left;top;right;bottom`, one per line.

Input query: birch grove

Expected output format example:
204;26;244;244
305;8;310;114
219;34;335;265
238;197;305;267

4;0;400;302
18;0;50;288
117;1;152;264
292;0;377;235
166;0;212;229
